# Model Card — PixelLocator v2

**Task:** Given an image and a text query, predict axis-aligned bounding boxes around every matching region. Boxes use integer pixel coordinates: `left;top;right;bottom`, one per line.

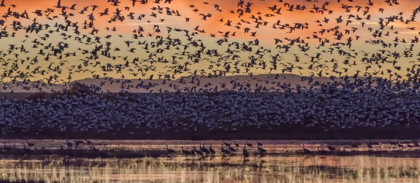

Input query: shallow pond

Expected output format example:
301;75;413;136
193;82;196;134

0;140;420;183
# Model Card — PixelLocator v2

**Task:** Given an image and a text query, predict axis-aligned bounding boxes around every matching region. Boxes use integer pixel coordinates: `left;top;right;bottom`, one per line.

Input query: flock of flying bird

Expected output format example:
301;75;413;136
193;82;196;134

0;0;419;136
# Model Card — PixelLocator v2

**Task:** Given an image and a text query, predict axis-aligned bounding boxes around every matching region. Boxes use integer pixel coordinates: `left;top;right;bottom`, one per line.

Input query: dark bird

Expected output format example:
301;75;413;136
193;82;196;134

242;145;250;159
209;145;216;155
303;144;312;154
26;140;34;148
221;145;231;155
66;140;73;148
327;144;336;152
166;145;176;154
181;146;193;156
194;146;204;156
85;139;94;146
55;0;62;8
246;141;253;147
257;145;267;154
200;143;210;154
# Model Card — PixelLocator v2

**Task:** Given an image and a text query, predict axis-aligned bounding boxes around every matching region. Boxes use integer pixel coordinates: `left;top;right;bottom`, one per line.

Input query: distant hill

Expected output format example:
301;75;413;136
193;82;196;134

0;74;363;96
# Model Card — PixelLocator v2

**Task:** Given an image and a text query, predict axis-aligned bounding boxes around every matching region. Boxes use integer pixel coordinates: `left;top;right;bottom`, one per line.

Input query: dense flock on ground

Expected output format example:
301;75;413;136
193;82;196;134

1;77;420;137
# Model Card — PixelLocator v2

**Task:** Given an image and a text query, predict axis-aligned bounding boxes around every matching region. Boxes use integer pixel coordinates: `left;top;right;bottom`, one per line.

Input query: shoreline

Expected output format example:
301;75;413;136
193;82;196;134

1;146;420;159
1;126;420;140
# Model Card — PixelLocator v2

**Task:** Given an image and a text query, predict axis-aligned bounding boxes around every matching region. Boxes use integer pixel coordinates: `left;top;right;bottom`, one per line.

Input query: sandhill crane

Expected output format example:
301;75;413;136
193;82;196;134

242;145;250;159
26;140;34;148
66;140;73;149
200;144;210;154
166;145;176;154
257;145;267;154
327;144;336;152
74;140;84;146
85;139;94;146
193;146;203;156
234;142;240;147
257;140;263;146
351;142;359;148
246;141;253;147
223;140;231;147
370;141;379;145
209;145;216;155
317;147;328;154
90;145;99;152
228;145;236;153
303;144;312;154
181;147;193;156
221;145;231;155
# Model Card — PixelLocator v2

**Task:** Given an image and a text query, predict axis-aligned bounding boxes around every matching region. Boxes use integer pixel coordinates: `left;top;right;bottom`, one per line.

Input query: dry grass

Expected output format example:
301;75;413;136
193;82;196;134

0;180;57;183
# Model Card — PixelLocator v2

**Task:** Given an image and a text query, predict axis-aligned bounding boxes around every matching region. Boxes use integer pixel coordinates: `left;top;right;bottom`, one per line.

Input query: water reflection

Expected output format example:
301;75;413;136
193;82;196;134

0;155;420;183
2;139;420;154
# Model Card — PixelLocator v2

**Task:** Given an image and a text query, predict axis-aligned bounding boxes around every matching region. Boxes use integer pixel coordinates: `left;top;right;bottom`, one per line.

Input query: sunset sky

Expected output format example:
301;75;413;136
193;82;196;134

0;0;419;84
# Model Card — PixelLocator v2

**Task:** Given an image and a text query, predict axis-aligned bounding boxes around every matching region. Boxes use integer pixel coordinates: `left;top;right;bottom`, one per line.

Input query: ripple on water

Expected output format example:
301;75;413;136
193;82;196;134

0;140;420;182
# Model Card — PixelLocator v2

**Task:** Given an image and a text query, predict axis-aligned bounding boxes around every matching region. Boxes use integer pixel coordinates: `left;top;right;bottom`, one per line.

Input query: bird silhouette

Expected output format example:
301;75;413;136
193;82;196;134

166;145;176;154
0;0;6;7
303;144;312;154
242;145;250;159
66;140;73;149
181;146;193;156
327;144;336;152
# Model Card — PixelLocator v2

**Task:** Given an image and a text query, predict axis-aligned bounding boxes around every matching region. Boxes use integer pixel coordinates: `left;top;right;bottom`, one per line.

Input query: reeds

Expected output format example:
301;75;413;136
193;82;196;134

0;179;57;183
0;156;419;183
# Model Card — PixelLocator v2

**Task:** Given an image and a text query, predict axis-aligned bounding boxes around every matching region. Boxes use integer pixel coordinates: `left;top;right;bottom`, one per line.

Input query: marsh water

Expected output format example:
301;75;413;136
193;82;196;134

1;140;420;183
